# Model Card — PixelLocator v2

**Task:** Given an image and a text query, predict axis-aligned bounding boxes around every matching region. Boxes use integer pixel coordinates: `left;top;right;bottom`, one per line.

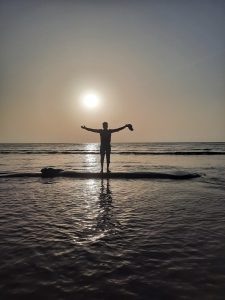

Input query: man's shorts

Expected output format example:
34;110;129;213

100;146;111;162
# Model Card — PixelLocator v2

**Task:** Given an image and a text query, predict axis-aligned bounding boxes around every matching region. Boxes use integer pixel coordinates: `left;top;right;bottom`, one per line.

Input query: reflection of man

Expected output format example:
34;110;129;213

100;178;112;201
98;179;121;232
97;178;112;232
81;122;133;173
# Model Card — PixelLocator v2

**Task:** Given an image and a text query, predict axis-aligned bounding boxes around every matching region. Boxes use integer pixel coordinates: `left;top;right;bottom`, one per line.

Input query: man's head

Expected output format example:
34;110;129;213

102;122;108;129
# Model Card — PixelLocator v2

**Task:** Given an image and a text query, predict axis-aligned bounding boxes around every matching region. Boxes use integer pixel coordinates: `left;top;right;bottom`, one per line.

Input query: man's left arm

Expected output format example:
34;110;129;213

110;125;128;133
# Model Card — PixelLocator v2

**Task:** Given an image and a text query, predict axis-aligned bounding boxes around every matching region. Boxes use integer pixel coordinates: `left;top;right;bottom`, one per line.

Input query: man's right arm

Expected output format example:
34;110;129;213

81;126;101;133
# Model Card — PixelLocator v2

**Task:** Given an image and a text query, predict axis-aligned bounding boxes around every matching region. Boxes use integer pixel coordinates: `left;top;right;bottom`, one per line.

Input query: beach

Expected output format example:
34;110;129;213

0;143;225;299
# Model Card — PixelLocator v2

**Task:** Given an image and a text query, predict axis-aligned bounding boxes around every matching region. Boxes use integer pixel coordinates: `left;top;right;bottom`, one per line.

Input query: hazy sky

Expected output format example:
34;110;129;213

0;0;224;142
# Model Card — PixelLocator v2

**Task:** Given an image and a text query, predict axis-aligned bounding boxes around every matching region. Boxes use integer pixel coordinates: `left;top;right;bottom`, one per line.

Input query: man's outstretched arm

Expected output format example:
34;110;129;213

110;124;128;133
81;125;101;133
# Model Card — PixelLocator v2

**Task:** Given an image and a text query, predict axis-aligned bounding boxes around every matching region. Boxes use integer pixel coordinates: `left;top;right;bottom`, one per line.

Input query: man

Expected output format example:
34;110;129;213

81;122;133;173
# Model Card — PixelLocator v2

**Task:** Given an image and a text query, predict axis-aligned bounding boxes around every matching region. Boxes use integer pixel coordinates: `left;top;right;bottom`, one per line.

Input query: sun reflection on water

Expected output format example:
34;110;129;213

84;143;99;171
71;179;119;245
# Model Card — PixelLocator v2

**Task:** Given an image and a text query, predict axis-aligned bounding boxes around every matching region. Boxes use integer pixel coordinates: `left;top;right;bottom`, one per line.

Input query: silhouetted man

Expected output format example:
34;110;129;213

81;122;133;173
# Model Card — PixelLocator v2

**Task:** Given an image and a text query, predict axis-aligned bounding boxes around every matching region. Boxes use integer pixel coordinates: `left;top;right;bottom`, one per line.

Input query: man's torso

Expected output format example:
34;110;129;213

100;129;111;148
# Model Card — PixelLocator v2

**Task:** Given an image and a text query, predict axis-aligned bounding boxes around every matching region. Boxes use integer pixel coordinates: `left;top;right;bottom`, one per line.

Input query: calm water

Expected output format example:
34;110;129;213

0;143;225;299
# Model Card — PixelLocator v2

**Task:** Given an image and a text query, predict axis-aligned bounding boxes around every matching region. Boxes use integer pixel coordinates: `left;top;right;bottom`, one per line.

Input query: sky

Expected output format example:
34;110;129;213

0;0;224;143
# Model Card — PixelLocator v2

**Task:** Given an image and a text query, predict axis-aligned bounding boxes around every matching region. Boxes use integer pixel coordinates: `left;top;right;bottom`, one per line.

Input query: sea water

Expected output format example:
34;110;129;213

0;143;225;299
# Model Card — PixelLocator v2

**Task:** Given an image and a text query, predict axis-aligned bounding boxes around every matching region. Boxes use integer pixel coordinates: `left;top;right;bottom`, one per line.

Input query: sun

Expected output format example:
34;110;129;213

82;91;100;109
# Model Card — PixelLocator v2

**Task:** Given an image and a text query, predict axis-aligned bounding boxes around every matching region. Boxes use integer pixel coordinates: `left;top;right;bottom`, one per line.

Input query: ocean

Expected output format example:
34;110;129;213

0;142;225;299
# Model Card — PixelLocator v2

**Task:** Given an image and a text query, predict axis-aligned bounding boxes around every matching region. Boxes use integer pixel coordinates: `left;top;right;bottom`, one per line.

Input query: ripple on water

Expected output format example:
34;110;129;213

0;178;225;299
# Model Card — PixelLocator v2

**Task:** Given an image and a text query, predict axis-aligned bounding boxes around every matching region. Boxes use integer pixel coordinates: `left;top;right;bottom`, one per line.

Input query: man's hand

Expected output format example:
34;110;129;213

126;124;134;131
81;125;86;129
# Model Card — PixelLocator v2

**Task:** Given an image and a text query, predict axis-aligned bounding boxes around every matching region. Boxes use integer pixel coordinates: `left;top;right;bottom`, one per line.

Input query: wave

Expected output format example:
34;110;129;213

0;150;225;155
115;151;225;155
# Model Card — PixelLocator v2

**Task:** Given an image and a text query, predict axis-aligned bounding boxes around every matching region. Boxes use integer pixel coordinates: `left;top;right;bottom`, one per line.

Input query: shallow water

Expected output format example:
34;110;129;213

0;143;225;299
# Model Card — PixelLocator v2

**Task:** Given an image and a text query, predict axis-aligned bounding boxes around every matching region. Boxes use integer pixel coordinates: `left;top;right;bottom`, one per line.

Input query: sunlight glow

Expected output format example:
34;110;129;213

82;92;100;109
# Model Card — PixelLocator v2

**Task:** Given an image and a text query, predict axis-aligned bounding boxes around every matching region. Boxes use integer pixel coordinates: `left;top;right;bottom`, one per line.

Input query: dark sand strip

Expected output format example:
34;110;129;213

0;171;201;180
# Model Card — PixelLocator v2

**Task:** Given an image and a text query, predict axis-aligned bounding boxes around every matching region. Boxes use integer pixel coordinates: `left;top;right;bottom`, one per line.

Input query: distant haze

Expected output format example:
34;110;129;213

0;0;225;142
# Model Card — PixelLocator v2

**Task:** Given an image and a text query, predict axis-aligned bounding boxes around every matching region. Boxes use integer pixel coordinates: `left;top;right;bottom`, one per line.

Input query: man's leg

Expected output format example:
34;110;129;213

106;149;111;173
100;152;105;173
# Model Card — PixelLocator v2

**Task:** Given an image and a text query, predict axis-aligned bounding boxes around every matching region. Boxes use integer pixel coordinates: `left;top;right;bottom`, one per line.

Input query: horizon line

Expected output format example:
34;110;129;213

0;141;225;144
